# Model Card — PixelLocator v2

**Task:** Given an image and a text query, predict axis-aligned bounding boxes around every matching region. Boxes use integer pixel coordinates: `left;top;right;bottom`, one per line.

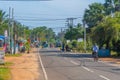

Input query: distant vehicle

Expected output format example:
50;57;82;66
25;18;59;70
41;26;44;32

55;42;61;47
42;42;48;48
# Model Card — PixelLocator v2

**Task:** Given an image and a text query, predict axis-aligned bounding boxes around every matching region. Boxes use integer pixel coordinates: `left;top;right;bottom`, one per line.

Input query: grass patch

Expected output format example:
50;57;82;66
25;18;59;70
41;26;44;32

111;51;117;56
111;51;119;57
0;62;13;80
5;53;22;57
0;62;13;67
0;67;11;80
5;62;13;66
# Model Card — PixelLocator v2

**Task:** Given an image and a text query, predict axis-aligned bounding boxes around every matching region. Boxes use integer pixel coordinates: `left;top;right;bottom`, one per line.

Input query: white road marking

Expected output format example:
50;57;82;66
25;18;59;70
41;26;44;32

99;75;110;80
70;60;79;65
37;48;48;80
82;66;94;73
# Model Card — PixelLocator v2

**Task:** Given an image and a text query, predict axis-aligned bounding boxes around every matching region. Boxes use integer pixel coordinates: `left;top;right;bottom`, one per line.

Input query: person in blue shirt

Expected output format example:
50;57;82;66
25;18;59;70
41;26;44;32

92;43;99;61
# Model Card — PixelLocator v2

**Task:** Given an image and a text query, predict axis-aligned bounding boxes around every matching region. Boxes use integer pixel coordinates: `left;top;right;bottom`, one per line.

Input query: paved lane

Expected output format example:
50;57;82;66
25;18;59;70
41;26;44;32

39;48;120;80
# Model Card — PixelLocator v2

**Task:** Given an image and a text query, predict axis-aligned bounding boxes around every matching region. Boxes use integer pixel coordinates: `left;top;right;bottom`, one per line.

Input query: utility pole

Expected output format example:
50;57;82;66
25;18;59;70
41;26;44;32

83;20;86;53
11;8;14;54
8;7;11;53
66;18;77;27
13;22;16;54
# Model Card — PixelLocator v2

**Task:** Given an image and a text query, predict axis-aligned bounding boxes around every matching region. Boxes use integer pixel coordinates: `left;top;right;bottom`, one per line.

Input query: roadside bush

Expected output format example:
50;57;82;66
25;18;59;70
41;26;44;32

66;40;93;53
77;42;84;52
71;40;77;48
67;42;72;49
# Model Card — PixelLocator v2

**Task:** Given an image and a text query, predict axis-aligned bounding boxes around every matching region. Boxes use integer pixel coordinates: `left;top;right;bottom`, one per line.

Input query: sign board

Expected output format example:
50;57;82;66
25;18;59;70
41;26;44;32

0;50;5;64
4;30;8;37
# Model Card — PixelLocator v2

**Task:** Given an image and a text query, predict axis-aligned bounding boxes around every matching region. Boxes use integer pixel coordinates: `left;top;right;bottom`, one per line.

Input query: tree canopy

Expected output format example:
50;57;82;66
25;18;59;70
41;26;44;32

64;23;83;40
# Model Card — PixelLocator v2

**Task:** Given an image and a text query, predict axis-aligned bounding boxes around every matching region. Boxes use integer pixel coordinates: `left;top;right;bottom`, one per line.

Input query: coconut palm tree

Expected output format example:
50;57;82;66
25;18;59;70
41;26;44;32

0;10;8;35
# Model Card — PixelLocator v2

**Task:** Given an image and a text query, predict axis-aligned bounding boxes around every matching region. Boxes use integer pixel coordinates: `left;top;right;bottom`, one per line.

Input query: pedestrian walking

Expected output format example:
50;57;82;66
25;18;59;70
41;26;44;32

92;43;99;62
65;44;69;51
61;43;65;52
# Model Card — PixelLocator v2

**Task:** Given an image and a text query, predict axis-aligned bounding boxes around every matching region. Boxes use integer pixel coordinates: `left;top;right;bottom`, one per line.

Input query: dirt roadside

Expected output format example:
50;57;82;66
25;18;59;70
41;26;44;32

5;48;44;80
100;57;120;64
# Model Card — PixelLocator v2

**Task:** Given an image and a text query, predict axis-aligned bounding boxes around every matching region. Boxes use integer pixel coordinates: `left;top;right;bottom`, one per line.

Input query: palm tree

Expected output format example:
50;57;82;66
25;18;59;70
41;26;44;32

0;10;7;24
0;10;8;35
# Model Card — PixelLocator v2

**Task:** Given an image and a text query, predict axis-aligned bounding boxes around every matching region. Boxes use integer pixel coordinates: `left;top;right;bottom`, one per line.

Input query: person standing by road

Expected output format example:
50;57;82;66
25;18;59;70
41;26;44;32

92;44;99;62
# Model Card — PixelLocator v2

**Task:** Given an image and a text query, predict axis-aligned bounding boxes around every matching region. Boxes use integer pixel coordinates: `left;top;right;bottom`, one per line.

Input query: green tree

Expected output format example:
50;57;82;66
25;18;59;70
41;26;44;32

83;3;105;28
32;26;55;43
104;0;114;15
104;0;120;13
0;10;8;35
113;0;120;11
64;23;83;40
91;12;120;49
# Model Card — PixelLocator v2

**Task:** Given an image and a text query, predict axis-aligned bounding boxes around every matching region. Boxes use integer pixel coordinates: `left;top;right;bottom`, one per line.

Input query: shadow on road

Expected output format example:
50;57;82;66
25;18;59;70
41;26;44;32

39;49;92;59
58;53;92;58
112;68;120;71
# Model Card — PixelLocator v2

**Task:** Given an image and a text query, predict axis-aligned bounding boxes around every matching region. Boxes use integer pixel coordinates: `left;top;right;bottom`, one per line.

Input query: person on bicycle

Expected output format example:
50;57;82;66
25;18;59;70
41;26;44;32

92;43;99;62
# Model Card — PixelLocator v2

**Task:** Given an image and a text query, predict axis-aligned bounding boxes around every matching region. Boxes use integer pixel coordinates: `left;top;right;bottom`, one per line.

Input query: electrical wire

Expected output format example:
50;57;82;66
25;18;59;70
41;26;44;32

15;18;66;21
14;17;82;21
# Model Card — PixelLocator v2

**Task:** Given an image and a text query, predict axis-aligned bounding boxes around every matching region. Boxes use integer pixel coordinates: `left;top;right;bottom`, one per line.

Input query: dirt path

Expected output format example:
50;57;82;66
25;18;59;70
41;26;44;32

5;48;43;80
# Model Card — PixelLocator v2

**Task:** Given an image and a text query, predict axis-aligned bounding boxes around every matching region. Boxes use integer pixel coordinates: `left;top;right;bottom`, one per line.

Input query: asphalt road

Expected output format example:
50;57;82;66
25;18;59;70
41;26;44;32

39;48;120;80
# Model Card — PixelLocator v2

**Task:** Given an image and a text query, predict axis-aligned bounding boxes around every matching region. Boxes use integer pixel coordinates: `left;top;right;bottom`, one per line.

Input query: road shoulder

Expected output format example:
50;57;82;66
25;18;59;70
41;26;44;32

5;48;44;80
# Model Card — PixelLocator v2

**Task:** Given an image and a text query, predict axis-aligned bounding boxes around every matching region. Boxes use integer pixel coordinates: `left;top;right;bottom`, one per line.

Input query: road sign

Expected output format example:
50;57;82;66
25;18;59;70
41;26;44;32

0;50;5;64
4;30;8;37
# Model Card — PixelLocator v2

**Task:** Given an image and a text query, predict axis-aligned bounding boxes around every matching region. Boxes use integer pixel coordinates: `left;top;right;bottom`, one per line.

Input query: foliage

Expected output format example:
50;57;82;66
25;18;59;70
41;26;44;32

0;10;8;35
32;26;55;44
24;40;30;52
86;36;93;51
83;3;105;28
64;23;83;40
71;40;77;48
83;1;120;55
91;12;120;49
104;0;120;12
104;0;114;15
76;42;84;52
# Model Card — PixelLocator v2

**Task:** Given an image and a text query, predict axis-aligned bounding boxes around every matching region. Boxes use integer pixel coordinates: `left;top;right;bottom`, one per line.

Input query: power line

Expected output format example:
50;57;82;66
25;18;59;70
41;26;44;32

14;17;82;21
15;18;66;21
15;15;83;17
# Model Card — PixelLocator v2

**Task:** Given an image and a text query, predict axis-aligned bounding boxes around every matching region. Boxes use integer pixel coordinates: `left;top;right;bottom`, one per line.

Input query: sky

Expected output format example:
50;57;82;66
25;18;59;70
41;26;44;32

0;0;104;33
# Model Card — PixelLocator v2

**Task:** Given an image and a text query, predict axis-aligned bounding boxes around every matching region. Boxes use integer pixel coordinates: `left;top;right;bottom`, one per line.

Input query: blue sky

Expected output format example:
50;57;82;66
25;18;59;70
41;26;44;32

0;0;104;33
